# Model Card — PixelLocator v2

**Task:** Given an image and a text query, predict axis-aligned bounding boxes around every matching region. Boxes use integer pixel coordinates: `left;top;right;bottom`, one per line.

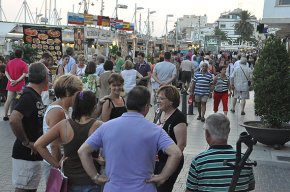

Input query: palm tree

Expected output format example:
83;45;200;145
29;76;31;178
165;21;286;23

235;10;254;42
214;27;228;41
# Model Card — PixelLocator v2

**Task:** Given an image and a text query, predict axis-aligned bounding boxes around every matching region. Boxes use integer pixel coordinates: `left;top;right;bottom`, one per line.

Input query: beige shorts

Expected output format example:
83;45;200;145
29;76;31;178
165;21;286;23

12;158;42;190
195;95;209;103
233;90;250;99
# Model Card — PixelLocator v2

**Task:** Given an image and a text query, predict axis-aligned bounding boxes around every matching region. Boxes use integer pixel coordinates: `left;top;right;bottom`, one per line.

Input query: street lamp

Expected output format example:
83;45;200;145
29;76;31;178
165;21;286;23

132;4;144;60
115;0;128;19
165;14;174;51
78;0;96;14
145;9;156;57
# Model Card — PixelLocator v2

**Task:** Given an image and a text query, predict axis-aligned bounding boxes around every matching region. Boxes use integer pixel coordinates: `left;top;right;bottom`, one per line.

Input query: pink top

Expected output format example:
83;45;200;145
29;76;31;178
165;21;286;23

5;58;28;91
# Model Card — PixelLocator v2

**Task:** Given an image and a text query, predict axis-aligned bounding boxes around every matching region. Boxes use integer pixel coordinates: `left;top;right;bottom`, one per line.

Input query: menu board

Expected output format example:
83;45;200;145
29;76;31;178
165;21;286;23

23;25;63;61
74;28;84;51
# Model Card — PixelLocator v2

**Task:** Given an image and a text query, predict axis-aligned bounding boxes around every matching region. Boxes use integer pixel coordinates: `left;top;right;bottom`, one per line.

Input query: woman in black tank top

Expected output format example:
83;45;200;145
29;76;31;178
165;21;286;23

101;73;127;121
35;91;105;191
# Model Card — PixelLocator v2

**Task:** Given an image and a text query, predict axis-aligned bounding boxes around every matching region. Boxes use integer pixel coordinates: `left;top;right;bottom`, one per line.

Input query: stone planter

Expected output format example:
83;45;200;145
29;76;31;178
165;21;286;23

240;121;290;148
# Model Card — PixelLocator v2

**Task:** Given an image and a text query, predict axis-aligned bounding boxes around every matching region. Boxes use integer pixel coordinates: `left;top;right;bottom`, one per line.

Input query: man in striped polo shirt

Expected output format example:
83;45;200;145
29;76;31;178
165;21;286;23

186;114;255;192
190;63;213;122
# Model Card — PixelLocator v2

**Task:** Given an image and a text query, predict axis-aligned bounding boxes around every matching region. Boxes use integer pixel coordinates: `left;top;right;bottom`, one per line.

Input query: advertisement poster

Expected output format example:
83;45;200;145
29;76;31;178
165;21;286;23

23;25;63;61
74;28;84;51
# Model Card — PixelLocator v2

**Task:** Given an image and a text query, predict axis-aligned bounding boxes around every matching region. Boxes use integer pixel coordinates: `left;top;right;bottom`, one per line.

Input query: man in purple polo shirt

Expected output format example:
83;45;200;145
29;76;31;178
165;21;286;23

78;86;182;192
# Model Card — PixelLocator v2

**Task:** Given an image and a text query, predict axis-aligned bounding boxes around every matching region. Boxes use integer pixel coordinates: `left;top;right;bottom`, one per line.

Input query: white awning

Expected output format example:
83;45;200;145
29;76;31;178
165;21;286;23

0;22;17;38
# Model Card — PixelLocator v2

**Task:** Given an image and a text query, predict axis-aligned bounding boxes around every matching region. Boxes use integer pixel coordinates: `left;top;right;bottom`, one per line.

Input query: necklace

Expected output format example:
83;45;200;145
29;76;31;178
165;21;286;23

162;109;176;124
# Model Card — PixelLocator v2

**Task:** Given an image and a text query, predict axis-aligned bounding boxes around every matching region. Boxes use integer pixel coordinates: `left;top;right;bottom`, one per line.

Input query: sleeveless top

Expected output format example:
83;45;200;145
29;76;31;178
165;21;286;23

106;97;127;120
214;74;229;93
156;109;187;162
76;65;87;76
63;119;99;186
43;105;67;154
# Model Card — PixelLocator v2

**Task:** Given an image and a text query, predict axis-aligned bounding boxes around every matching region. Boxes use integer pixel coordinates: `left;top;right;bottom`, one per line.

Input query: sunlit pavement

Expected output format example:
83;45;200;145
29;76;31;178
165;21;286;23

1;91;290;191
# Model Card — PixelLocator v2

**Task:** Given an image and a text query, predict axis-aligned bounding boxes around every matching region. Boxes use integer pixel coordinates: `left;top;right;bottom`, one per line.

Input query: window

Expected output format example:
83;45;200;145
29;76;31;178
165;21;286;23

278;0;290;5
220;24;226;28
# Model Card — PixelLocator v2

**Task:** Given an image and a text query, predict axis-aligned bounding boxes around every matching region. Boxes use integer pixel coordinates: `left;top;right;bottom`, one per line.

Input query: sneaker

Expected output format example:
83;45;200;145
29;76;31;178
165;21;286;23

241;112;246;115
230;109;235;113
201;117;205;122
3;116;9;121
197;116;201;120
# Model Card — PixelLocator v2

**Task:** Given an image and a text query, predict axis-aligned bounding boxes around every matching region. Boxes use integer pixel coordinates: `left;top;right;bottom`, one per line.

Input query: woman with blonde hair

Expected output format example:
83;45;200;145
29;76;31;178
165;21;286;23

121;60;143;94
71;54;87;77
41;74;83;181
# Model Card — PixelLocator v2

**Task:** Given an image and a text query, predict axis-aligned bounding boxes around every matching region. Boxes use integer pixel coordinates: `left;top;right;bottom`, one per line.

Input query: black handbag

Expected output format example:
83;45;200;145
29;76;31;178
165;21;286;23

240;67;251;87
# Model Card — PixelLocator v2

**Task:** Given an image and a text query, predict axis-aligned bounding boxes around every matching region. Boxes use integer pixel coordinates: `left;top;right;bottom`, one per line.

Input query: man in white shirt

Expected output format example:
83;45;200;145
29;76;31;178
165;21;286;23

152;52;177;89
230;56;252;115
96;55;105;76
180;55;194;90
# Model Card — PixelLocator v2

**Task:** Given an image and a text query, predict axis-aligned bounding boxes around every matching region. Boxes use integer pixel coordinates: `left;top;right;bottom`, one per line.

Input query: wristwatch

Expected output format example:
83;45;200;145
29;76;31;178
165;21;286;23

22;140;30;147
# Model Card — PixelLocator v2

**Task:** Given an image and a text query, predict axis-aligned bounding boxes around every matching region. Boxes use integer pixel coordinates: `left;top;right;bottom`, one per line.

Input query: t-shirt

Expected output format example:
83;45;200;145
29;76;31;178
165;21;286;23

12;87;45;161
96;63;105;76
135;62;151;77
115;58;125;73
186;145;255;192
193;72;213;96
180;60;194;72
153;61;177;87
121;69;138;93
5;58;28;92
86;112;174;192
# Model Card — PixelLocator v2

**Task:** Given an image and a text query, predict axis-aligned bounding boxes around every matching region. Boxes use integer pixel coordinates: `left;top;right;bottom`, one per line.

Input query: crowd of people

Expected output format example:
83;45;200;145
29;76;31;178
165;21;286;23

0;47;257;192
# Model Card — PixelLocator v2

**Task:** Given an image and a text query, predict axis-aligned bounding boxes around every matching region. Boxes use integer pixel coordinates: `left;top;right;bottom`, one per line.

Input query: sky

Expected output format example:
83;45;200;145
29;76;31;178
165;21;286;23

1;0;265;37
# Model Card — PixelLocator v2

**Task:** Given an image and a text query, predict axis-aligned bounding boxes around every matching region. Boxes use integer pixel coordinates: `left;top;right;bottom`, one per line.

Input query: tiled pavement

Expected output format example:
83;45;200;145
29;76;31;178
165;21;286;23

1;91;290;192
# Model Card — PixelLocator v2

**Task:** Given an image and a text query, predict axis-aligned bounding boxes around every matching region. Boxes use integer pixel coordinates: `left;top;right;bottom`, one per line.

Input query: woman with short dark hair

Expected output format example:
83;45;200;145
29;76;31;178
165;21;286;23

99;60;114;99
154;85;187;192
100;73;127;122
83;61;98;97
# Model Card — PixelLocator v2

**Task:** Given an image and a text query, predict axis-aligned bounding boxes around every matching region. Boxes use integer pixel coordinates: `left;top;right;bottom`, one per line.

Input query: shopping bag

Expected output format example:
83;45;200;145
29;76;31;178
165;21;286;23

46;168;68;192
188;95;193;105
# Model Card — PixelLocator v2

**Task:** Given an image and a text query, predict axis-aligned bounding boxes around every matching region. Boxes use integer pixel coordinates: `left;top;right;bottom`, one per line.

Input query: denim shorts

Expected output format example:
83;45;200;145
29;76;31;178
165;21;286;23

69;184;101;192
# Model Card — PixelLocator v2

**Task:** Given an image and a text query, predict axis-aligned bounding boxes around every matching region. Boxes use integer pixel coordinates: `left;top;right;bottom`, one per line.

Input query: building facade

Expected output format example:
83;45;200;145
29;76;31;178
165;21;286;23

216;8;259;42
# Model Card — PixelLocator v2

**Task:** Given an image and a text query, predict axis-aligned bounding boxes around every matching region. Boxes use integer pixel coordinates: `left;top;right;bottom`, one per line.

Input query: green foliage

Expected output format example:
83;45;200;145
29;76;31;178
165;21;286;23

109;44;119;55
235;10;254;42
214;27;228;41
10;43;39;64
253;35;290;128
146;53;154;64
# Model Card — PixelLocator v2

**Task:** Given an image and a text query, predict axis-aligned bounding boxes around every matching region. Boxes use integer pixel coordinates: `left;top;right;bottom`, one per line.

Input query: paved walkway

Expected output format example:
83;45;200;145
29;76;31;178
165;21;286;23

1;91;290;192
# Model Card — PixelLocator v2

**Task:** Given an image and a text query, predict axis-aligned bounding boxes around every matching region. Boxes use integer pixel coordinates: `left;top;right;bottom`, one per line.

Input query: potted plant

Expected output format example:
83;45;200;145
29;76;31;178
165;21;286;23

240;35;290;149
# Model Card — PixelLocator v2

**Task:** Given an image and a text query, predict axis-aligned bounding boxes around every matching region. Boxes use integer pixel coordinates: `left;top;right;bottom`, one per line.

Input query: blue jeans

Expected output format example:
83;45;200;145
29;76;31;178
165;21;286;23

69;184;101;192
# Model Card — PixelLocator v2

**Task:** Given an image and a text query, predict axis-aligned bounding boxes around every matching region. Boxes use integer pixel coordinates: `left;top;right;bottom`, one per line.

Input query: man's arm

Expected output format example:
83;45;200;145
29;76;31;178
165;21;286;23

142;71;151;80
9;110;37;153
5;71;16;85
146;144;182;185
152;71;162;85
10;110;29;144
165;73;176;85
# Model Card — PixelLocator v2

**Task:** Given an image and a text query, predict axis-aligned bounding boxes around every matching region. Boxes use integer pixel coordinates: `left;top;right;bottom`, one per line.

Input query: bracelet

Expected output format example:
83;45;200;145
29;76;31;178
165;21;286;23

92;174;100;182
22;140;30;147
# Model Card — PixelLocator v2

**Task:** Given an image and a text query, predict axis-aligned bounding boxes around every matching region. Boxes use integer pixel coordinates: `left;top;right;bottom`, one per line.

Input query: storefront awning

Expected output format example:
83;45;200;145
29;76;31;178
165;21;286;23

0;23;17;38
